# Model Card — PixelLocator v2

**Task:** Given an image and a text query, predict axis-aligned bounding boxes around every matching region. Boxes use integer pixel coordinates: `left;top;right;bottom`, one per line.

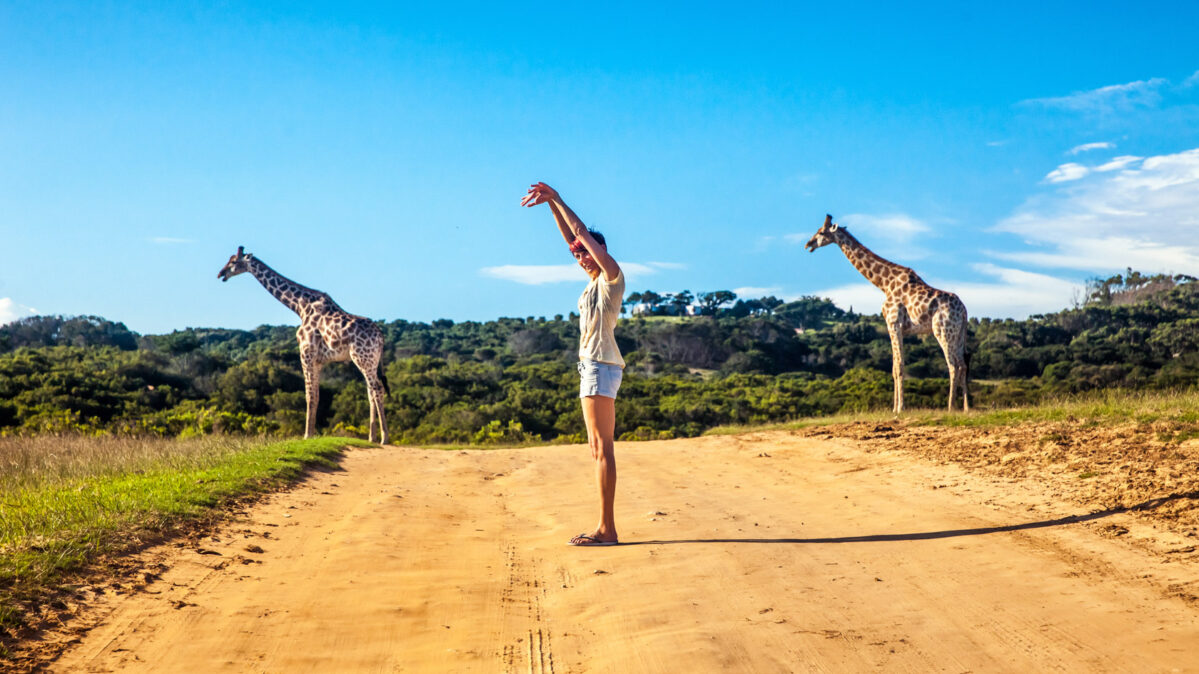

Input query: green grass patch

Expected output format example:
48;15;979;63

0;435;372;644
704;387;1199;435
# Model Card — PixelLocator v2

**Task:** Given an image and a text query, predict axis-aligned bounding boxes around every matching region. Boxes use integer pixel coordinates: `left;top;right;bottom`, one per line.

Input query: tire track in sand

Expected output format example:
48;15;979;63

498;538;555;673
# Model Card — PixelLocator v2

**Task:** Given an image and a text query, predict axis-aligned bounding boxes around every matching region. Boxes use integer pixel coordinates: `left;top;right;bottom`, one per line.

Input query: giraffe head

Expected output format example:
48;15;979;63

804;214;842;252
217;246;253;282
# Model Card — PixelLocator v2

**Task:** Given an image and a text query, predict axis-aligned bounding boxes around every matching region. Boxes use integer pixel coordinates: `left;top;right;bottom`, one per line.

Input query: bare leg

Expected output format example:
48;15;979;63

578;394;617;543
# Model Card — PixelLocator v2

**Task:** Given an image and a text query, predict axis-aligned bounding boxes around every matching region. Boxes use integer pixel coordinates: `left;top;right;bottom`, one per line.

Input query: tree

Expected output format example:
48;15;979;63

667;290;694;316
696;290;737;316
627;290;663;316
774;297;848;330
623;292;642;316
0;315;138;353
759;296;785;313
1085;269;1197;307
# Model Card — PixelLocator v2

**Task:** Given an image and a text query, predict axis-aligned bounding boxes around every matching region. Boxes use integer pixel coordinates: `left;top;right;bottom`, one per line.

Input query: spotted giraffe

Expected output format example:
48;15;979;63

805;215;969;412
218;247;389;443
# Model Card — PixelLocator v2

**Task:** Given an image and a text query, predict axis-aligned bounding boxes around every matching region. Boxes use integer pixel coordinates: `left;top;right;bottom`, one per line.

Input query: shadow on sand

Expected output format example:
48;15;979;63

620;491;1198;546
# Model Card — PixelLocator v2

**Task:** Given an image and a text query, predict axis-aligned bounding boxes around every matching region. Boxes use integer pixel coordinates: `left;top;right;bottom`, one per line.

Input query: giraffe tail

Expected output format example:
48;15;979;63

379;364;391;395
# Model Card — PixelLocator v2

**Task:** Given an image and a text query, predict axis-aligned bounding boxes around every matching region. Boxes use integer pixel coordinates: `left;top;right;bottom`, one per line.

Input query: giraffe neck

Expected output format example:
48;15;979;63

247;257;326;316
834;230;912;293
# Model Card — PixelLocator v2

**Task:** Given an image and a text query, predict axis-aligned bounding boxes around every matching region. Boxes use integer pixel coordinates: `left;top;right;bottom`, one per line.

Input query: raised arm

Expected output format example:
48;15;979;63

521;182;621;282
521;182;574;245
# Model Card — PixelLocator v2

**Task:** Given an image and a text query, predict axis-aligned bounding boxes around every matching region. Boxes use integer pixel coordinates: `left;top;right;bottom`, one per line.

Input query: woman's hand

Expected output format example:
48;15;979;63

520;182;560;207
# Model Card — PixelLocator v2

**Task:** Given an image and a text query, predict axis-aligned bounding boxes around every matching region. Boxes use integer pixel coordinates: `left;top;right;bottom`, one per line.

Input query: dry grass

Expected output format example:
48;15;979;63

0;435;269;490
0;434;372;662
705;387;1199;435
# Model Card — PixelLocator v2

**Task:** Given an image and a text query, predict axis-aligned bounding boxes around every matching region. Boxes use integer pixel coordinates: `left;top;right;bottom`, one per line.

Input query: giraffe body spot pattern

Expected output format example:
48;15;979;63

805;215;969;412
218;248;390;443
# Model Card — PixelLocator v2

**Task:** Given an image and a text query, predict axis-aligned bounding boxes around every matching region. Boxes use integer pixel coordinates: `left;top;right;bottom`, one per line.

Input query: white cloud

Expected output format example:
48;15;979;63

808;266;1082;320
1044;162;1090;183
950;264;1083;318
843;212;935;259
995;147;1199;274
1069;142;1114;155
480;261;681;285
0;298;38;325
986;140;1009;147
150;236;195;245
480;264;580;285
1094;155;1143;172
842;213;930;237
784;212;935;259
622;262;674;278
989;237;1198;273
732;286;781;299
1023;78;1168;114
1182;70;1199;89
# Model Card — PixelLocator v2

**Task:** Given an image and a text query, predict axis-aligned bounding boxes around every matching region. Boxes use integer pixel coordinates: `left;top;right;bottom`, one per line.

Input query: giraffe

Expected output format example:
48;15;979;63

805;215;969;413
217;247;390;443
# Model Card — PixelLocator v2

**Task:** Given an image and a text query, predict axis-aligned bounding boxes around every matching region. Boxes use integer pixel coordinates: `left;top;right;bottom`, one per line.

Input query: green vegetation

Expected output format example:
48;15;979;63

1;270;1196;442
0;435;372;644
707;387;1199;435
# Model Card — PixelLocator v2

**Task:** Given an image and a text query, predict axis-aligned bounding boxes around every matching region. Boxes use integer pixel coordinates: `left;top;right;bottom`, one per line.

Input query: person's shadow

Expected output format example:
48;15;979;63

619;491;1198;546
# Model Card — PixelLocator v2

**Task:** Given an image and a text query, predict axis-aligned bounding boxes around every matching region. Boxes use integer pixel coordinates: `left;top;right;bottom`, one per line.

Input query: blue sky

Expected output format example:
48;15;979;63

3;2;1199;333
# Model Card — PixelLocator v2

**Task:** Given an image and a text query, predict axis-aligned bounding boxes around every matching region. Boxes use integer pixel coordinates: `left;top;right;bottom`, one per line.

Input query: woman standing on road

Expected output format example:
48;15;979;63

522;182;625;546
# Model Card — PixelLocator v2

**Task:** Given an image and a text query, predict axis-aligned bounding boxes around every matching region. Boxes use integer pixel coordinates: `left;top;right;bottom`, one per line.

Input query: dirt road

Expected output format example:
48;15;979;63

52;432;1199;672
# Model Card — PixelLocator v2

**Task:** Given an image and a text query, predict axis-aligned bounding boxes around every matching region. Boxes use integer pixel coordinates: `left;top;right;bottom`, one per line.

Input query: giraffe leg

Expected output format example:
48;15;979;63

368;376;388;445
300;353;322;439
887;324;905;413
961;358;970;412
376;371;389;445
956;339;970;412
947;360;960;412
938;338;958;412
352;351;388;445
954;304;970;412
363;374;384;444
369;388;378;443
364;368;377;443
935;310;971;412
934;323;957;411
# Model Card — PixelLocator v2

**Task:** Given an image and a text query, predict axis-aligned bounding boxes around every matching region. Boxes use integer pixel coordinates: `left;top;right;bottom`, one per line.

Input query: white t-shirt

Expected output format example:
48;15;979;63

577;271;625;367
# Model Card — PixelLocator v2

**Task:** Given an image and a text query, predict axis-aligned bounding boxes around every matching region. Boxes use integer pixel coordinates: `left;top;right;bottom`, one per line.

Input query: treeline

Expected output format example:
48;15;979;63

1;271;1196;442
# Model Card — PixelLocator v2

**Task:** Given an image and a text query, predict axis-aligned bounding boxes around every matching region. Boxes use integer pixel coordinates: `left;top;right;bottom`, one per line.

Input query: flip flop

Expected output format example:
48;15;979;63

569;533;619;547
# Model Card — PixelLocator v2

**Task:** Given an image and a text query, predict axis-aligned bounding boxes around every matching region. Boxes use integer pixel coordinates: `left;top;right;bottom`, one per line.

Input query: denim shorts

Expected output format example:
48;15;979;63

578;359;623;399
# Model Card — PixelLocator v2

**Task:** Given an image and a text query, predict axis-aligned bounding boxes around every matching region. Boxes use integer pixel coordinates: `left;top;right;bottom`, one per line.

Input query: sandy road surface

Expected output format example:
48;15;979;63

53;432;1199;672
